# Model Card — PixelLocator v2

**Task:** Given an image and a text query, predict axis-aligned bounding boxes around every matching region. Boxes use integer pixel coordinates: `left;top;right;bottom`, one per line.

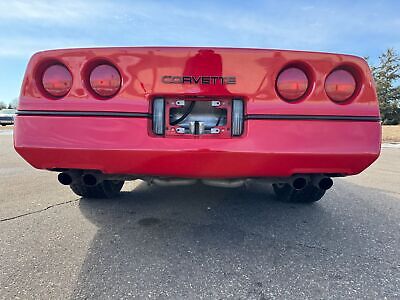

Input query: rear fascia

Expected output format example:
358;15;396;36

15;47;381;178
14;115;380;178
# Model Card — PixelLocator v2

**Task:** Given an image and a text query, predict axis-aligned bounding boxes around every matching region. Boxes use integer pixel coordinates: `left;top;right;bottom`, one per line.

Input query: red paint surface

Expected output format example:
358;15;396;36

18;47;379;116
14;116;380;178
15;47;381;178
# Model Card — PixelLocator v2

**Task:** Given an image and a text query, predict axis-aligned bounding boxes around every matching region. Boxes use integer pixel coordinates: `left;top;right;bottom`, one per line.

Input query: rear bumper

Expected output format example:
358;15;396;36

14;115;381;178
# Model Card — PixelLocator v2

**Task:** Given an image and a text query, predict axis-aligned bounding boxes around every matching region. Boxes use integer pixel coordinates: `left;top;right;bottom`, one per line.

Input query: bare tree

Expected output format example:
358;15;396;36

9;98;18;109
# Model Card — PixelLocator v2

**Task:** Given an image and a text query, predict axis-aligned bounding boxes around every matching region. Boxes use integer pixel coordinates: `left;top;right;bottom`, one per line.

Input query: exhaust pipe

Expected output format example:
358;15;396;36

290;176;308;190
202;179;245;188
318;177;333;190
58;172;73;185
82;173;99;186
152;178;197;186
58;171;123;187
312;176;333;190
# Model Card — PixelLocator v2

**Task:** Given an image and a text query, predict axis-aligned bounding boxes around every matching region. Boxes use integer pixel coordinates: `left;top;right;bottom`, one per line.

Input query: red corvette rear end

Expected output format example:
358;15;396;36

14;47;381;202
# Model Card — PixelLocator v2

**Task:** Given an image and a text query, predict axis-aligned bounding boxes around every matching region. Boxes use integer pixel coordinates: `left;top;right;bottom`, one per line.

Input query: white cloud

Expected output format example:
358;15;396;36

0;0;97;23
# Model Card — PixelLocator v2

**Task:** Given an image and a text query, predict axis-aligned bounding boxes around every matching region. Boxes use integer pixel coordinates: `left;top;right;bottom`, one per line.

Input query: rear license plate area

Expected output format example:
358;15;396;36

165;97;232;138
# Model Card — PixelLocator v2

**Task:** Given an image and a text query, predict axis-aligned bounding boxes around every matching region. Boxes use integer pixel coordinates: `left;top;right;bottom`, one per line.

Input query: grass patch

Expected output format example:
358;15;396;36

382;125;400;143
0;125;13;130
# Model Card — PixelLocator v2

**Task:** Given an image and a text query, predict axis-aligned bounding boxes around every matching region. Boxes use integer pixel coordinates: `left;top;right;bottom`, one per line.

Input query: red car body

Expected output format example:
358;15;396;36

14;47;380;185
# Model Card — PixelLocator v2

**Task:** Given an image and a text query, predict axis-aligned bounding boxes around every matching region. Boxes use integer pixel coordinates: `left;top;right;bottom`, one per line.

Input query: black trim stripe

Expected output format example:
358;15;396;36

16;110;380;122
16;110;151;118
245;114;380;122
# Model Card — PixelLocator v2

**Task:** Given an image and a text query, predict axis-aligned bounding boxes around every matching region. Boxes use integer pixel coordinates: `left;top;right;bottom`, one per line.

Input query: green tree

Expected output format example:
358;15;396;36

371;48;400;124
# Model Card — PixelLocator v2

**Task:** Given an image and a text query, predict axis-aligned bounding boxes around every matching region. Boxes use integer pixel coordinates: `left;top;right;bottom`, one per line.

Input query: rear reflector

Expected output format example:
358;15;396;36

89;64;121;98
42;64;72;98
153;98;165;135
232;99;244;136
325;69;356;102
276;67;308;101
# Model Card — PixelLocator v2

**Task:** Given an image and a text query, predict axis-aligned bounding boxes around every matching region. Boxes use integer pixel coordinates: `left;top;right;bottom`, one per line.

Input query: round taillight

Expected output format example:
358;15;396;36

276;67;309;101
42;64;72;98
89;64;121;97
325;69;356;102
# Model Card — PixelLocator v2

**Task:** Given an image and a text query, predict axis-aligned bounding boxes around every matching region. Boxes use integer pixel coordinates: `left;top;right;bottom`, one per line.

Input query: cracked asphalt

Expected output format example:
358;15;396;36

1;127;399;299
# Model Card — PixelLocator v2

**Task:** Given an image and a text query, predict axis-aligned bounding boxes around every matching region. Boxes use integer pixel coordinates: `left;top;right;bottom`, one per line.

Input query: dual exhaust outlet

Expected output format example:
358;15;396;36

58;171;333;191
58;172;100;187
290;175;333;191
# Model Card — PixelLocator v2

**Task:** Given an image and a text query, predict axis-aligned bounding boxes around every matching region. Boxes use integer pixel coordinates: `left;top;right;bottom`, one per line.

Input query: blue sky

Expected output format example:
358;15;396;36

0;0;399;104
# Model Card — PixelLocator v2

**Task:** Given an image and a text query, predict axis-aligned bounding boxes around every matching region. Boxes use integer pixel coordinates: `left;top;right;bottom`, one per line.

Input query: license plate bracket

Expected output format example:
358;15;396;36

164;97;232;138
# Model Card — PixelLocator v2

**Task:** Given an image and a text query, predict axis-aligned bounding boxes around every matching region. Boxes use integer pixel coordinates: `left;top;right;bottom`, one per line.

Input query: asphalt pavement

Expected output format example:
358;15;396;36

0;126;399;299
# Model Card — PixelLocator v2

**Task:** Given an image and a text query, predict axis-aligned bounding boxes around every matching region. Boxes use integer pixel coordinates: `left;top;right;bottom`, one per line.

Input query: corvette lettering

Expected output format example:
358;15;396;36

161;76;236;85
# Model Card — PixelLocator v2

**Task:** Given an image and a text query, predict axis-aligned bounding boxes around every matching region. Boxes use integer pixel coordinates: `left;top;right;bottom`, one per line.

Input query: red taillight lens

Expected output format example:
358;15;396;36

42;64;72;98
276;67;308;101
89;64;121;97
325;69;356;102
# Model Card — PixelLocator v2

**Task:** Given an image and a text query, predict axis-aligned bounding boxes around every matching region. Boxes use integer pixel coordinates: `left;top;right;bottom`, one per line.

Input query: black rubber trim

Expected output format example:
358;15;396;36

16;110;151;118
245;114;380;122
16;111;380;122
